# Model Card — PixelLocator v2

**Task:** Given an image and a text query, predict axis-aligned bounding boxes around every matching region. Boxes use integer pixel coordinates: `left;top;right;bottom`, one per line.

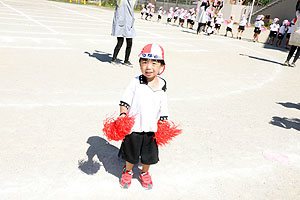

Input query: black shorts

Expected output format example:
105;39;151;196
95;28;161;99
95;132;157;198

278;33;284;39
238;25;245;31
190;21;195;25
269;31;277;38
146;13;149;17
207;21;211;27
254;27;261;34
215;24;221;29
286;33;291;39
226;27;232;32
179;18;184;23
174;16;178;20
118;132;159;165
158;15;161;19
187;19;191;24
167;18;171;22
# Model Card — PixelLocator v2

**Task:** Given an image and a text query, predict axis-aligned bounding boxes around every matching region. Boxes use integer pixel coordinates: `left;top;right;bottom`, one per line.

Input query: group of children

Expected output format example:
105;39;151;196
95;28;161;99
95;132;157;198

267;17;295;48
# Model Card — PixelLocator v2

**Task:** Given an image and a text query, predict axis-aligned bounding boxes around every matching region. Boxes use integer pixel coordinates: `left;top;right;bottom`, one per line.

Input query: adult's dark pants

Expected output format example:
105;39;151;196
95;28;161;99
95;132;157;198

112;37;133;62
287;45;300;63
197;23;206;34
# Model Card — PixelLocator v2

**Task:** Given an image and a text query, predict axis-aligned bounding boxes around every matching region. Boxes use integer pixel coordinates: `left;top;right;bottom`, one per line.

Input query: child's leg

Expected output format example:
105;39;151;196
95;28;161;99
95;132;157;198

142;164;150;172
125;161;134;171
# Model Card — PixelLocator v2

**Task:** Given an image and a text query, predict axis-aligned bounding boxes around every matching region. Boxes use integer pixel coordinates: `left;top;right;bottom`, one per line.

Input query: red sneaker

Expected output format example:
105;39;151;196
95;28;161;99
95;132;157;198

139;172;153;190
120;169;133;189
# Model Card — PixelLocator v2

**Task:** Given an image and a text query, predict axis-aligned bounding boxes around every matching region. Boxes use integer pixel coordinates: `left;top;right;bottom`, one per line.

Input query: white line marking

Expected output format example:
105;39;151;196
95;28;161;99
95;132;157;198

0;0;58;34
0;45;72;50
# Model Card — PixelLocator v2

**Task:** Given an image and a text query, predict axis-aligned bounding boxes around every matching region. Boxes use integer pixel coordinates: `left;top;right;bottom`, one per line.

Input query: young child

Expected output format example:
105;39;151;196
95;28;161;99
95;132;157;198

174;7;180;23
167;7;174;24
190;10;196;29
145;3;151;20
186;9;192;28
150;5;155;20
236;14;247;39
179;9;185;27
214;13;224;34
268;18;280;45
224;15;235;37
118;43;168;189
253;15;266;42
141;4;146;19
276;20;288;47
285;20;294;49
157;7;163;22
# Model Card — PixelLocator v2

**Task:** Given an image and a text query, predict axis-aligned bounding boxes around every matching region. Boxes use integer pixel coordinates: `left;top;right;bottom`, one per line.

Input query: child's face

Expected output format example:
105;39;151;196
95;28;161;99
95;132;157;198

139;58;164;80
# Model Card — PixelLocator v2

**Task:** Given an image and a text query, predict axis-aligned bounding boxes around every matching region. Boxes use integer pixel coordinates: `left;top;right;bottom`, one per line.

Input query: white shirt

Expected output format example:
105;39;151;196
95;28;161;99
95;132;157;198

168;11;173;18
120;75;168;132
239;18;247;26
287;25;294;34
158;10;162;16
254;20;264;29
279;25;286;34
227;20;234;28
270;23;280;31
215;17;224;24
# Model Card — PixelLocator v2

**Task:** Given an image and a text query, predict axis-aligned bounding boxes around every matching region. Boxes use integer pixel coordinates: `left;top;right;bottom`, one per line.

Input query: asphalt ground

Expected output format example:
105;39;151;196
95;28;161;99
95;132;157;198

0;0;299;199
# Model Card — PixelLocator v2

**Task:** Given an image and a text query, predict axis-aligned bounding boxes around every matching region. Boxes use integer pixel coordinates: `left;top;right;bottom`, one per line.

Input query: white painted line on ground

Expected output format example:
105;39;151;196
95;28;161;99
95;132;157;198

0;45;72;50
0;36;66;44
0;102;116;108
0;0;58;34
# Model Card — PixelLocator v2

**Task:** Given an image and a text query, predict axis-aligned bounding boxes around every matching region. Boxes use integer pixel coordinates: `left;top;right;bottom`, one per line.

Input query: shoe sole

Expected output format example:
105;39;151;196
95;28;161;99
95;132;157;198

120;182;129;189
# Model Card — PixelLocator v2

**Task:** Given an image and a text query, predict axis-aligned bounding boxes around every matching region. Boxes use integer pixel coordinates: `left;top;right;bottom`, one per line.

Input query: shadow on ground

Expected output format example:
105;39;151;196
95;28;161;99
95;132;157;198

269;117;300;131
78;136;141;179
239;53;284;65
84;50;122;64
277;102;300;110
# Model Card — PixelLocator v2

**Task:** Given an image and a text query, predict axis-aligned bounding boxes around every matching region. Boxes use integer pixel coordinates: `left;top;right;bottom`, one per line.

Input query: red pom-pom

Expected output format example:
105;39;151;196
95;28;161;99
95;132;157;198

154;121;182;146
102;114;135;141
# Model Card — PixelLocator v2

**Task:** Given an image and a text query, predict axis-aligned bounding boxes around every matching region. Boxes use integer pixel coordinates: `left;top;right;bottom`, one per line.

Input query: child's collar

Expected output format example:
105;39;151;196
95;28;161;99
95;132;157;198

139;75;167;92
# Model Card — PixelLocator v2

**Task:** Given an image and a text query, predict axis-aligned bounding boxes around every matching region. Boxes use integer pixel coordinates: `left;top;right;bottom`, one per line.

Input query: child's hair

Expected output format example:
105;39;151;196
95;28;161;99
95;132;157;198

139;58;165;66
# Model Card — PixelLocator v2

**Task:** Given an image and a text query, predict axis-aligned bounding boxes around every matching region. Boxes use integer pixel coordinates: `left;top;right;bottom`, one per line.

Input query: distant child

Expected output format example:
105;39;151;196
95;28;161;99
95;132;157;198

157;7;163;22
190;10;196;29
141;4;146;19
214;13;224;34
276;20;288;47
206;12;214;35
150;5;155;20
174;7;180;23
268;18;280;45
186;9;192;28
285;20;295;49
224;15;235;37
167;7;174;24
179;9;185;27
237;14;247;39
145;4;151;20
118;43;168;189
253;15;266;42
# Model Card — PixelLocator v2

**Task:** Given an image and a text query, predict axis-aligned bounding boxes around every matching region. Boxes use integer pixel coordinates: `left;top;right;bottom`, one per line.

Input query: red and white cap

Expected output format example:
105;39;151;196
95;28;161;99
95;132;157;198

138;43;165;62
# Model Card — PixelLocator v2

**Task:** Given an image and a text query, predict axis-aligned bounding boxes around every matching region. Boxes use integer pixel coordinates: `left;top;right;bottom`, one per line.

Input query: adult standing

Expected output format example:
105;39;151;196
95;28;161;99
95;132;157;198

283;0;300;67
196;0;210;35
111;0;136;66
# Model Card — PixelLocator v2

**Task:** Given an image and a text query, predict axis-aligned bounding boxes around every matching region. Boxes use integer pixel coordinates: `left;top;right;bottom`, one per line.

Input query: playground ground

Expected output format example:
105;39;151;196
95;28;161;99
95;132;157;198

0;0;300;199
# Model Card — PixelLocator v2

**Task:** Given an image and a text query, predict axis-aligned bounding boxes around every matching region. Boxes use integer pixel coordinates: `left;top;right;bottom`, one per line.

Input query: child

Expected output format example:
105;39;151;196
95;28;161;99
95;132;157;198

214;13;224;34
224;15;235;37
118;43;168;189
167;7;174;24
141;4;146;19
179;9;185;27
253;15;266;42
145;3;151;20
237;14;247;39
157;7;163;22
150;5;155;20
285;20;294;49
174;7;180;23
276;20;288;47
186;9;192;28
190;10;196;29
268;18;280;45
